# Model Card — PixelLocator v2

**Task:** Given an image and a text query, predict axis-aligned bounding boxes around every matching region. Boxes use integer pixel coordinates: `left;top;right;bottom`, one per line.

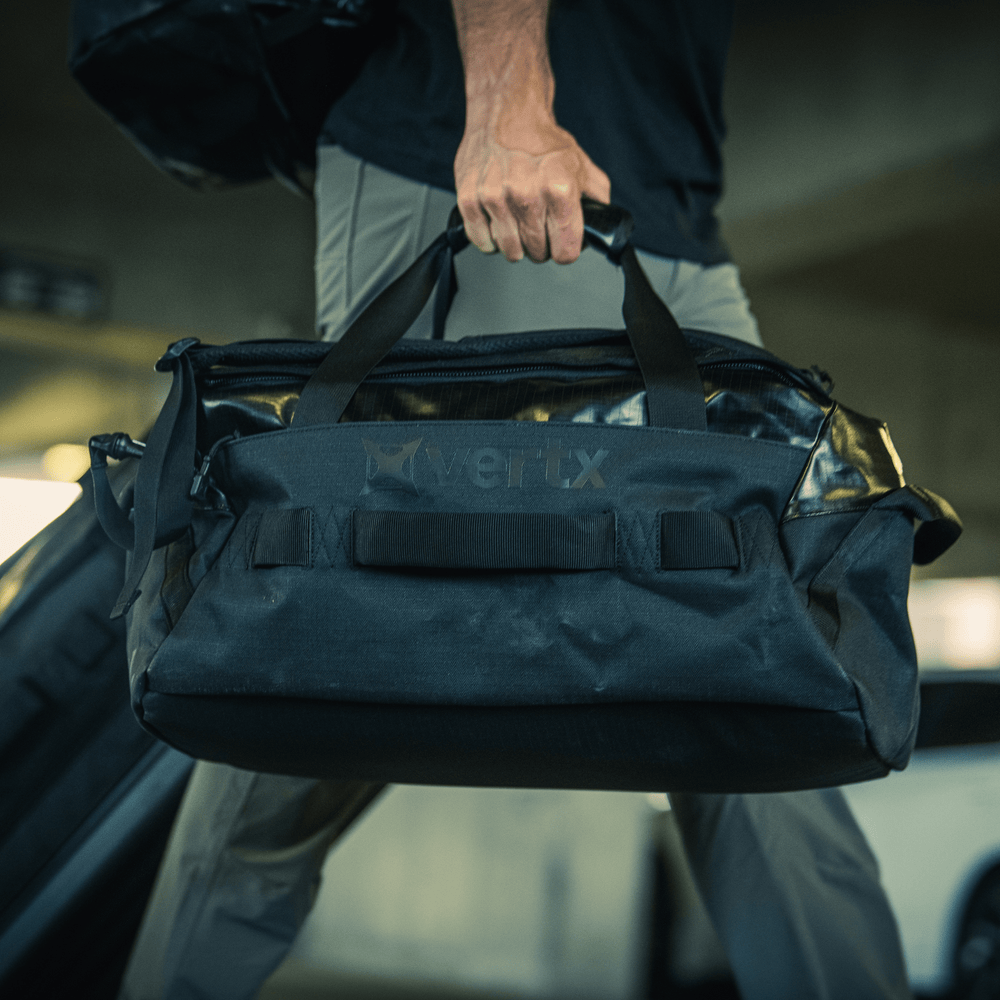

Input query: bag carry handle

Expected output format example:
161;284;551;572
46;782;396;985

291;200;708;432
348;510;740;571
247;508;741;571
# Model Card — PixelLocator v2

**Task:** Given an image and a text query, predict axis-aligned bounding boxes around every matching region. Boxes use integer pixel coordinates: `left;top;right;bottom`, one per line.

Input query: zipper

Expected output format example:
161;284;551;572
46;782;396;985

698;360;827;395
201;373;310;388
190;433;237;507
201;359;825;394
200;364;635;387
365;364;637;380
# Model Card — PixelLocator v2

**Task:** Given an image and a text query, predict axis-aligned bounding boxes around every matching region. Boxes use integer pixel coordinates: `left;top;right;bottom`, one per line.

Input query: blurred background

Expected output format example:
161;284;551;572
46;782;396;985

1;0;999;998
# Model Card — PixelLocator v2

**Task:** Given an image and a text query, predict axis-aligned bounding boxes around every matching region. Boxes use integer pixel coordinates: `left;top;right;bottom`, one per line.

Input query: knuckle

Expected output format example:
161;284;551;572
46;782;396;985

545;192;577;223
479;189;505;214
508;188;541;215
522;230;549;262
457;194;479;218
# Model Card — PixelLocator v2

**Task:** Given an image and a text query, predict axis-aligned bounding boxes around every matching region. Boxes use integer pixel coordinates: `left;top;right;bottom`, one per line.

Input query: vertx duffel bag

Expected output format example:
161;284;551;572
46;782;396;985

89;202;962;794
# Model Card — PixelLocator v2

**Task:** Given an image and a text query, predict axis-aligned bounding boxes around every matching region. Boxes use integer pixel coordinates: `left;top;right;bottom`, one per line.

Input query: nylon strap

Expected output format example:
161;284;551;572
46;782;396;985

660;511;739;569
291;228;458;427
253;508;313;567
620;245;706;431
111;349;198;618
291;202;707;431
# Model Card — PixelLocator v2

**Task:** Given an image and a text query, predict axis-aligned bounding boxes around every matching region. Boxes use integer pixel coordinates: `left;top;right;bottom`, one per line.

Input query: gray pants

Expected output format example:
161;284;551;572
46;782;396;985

119;147;912;1000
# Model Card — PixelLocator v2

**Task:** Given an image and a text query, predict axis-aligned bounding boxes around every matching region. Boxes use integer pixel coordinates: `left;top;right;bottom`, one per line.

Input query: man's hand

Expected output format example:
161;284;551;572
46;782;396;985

451;0;611;264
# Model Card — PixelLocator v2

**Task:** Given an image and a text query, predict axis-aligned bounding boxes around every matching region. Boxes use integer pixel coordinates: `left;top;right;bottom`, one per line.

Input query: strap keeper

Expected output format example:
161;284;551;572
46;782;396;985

660;511;740;570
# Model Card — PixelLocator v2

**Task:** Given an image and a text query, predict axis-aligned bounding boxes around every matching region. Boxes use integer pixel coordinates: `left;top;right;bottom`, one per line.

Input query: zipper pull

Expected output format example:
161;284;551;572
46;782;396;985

190;433;235;504
807;366;834;394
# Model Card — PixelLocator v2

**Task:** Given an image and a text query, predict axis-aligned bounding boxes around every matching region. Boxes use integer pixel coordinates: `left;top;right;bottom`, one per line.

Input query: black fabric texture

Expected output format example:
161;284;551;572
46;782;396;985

320;0;734;262
253;508;313;568
69;0;386;189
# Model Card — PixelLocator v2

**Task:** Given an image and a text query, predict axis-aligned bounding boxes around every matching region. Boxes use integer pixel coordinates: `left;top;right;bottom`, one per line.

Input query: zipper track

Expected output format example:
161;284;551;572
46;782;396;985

698;360;818;392
201;359;820;393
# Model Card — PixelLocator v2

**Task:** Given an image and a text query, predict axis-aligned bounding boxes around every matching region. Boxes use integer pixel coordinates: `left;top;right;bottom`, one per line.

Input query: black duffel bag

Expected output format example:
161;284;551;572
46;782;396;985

89;203;962;793
69;0;387;191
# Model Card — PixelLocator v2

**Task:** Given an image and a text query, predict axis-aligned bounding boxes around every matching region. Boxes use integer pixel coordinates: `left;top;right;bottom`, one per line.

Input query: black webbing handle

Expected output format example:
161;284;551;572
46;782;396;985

350;510;740;572
292;201;707;431
292;212;468;428
353;511;617;570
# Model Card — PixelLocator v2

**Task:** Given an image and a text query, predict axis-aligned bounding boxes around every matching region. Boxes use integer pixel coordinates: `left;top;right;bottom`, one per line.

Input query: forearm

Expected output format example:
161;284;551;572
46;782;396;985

451;0;555;143
449;0;610;263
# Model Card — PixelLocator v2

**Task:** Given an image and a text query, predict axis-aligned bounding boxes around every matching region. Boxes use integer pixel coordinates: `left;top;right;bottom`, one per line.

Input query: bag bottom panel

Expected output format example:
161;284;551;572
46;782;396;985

138;693;889;794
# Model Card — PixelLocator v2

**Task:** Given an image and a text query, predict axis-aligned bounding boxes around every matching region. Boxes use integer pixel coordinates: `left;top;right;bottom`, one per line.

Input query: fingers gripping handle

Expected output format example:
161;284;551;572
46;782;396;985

429;202;627;339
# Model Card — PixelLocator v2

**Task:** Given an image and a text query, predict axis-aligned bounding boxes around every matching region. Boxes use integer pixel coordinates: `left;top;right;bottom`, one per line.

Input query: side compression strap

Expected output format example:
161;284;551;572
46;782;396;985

111;343;199;618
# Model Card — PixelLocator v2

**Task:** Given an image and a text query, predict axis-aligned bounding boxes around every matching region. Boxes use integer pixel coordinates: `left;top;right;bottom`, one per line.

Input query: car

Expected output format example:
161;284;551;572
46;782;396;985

844;669;1000;999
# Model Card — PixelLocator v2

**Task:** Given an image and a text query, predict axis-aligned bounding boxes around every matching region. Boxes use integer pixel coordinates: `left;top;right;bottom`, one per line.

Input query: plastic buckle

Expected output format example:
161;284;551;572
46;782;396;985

89;432;146;465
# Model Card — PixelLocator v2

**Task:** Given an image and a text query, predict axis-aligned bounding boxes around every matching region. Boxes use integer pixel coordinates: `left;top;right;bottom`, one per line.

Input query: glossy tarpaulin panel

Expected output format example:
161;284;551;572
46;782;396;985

198;348;831;448
785;405;907;519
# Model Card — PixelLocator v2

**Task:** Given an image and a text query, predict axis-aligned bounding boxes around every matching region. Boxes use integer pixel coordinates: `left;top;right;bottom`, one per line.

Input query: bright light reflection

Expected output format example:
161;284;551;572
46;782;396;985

42;443;92;482
0;477;83;564
909;578;1000;670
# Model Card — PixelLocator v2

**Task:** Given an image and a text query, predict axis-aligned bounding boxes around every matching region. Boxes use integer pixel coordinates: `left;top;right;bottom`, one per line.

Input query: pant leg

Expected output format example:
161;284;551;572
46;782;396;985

669;789;912;1000
119;763;384;1000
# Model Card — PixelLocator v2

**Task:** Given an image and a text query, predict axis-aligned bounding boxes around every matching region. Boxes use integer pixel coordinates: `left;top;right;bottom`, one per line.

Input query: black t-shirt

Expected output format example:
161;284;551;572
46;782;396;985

321;0;734;263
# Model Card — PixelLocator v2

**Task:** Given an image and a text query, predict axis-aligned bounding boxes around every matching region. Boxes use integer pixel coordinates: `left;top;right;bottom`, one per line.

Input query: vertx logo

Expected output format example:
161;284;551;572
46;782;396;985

361;437;609;494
